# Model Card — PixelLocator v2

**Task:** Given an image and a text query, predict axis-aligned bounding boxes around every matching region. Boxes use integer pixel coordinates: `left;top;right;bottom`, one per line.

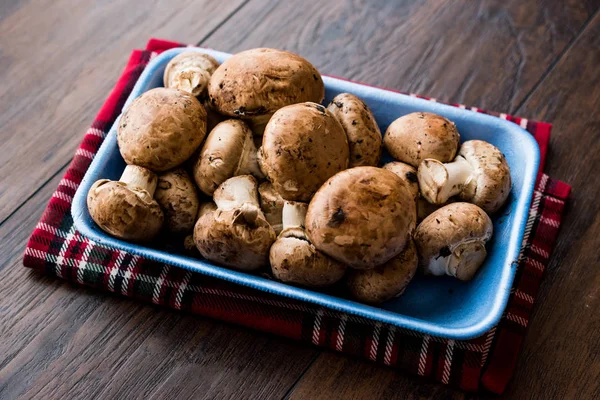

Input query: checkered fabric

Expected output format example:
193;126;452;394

23;39;571;394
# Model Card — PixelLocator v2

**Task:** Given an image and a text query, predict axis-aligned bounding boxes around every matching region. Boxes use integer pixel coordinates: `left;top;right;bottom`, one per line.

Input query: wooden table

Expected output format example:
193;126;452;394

1;1;599;398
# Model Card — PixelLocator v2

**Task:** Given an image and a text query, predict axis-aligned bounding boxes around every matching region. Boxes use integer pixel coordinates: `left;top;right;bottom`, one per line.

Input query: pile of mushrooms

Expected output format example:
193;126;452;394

87;48;512;305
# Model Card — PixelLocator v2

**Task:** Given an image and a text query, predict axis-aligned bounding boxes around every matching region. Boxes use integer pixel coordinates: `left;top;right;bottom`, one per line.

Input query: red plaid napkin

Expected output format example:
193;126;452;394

23;39;571;394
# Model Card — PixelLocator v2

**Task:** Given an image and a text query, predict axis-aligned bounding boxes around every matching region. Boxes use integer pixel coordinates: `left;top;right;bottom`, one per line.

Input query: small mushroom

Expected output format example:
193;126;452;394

346;240;418;304
118;88;207;172
193;119;264;196
414;202;493;281
306;167;416;269
258;182;285;234
327;93;382;167
184;202;217;257
193;175;276;270
383;112;460;167
87;165;163;241
270;201;346;287
381;161;419;201
259;102;349;201
163;51;220;97
418;140;511;213
154;168;200;234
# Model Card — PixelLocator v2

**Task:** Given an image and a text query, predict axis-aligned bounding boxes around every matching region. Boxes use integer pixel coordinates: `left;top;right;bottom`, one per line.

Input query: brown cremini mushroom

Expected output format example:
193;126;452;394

414;202;493;281
346;240;418;304
259;102;349;201
418;140;511;213
184;202;217;257
193;175;276;270
258;182;285;234
270;201;346;287
118;87;207;172
154;168;200;234
383;112;460;167
208;48;324;135
163;51;220;97
193;119;264;196
87;165;163;242
305;167;416;269
327;93;382;167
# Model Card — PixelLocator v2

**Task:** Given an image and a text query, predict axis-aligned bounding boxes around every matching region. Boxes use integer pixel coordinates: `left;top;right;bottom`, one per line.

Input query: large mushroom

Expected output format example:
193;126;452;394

270;201;346;287
208;48;324;135
418;140;511;213
193;119;264;196
383;112;460;167
305;166;416;269
193;175;276;270
346;240;418;304
118;87;207;172
87;165;163;242
414;202;493;281
154;168;200;234
258;102;349;201
258;182;285;234
163;51;220;97
327;93;382;167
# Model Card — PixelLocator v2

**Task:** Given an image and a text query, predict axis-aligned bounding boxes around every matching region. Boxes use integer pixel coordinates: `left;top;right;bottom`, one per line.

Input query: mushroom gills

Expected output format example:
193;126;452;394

426;239;487;280
418;156;474;204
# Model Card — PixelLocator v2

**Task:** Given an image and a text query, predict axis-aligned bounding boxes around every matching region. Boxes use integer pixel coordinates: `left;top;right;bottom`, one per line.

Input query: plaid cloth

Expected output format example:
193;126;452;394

23;38;571;394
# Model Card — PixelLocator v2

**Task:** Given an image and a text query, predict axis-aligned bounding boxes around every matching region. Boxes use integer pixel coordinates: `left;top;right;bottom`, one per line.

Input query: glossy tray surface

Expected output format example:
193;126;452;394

72;47;540;339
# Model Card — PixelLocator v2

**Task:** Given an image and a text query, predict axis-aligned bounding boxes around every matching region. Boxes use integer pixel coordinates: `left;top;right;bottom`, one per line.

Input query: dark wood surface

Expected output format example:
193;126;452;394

1;0;599;398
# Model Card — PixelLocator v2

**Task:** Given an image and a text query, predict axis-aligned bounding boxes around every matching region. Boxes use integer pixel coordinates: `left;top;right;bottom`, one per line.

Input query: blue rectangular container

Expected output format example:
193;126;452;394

71;47;539;340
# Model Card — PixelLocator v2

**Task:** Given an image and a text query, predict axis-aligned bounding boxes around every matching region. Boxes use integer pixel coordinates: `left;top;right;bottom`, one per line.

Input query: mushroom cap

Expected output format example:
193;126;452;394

87;180;163;242
193;119;258;196
346;240;418;304
118;88;207;172
260;102;349;201
163;51;220;97
382;161;419;201
414;202;493;281
383;112;460;167
208;48;324;122
193;206;276;271
258;182;285;234
154;168;200;234
327;93;382;167
458;140;512;214
305;166;417;269
270;236;347;287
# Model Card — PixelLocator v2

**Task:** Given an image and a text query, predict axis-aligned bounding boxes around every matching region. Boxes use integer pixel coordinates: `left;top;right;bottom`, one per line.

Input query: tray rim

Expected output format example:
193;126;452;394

71;47;540;340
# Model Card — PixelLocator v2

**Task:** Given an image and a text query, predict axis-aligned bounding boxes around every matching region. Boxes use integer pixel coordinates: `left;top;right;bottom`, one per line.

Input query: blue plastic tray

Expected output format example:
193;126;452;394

71;47;539;339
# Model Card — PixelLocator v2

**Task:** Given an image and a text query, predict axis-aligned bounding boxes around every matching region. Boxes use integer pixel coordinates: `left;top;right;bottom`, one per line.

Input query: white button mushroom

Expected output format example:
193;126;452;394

383;112;460;167
193;119;264;196
193;175;276;270
417;140;511;214
346;240;418;304
305;167;416;269
270;201;346;287
414;202;493;281
163;51;220;97
154;168;200;234
87;165;164;242
117;88;207;172
327;93;382;167
258;182;285;235
259;102;349;202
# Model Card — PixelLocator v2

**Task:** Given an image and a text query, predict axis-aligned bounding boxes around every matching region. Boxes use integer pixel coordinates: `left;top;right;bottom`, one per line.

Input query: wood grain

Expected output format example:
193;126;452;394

0;0;247;223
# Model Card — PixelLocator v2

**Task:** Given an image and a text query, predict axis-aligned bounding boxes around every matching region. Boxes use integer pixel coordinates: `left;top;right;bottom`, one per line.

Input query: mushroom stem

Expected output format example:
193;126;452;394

213;175;261;211
237;134;265;179
119;165;158;195
418;156;473;205
282;201;308;230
